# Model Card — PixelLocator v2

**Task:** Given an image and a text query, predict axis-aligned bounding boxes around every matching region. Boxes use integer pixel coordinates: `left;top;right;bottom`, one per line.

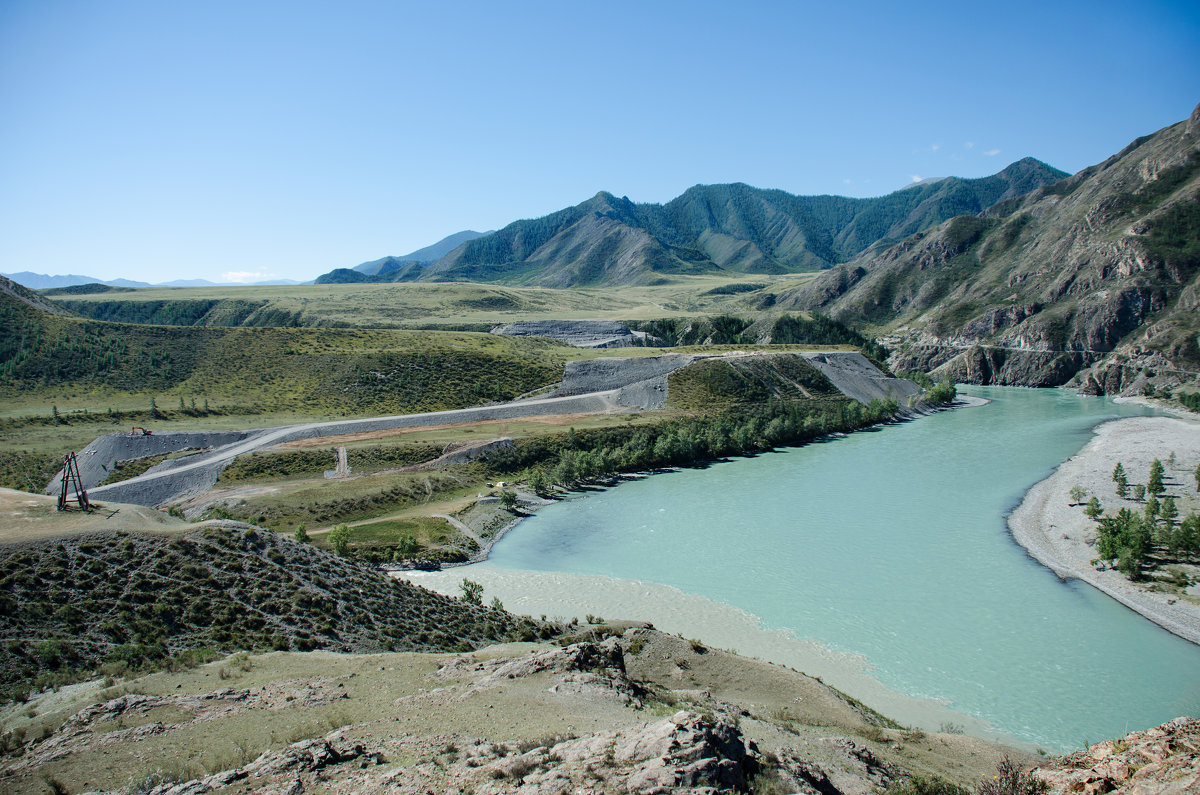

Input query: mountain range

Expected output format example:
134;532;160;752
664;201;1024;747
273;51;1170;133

353;230;489;274
0;272;304;289
315;160;1067;287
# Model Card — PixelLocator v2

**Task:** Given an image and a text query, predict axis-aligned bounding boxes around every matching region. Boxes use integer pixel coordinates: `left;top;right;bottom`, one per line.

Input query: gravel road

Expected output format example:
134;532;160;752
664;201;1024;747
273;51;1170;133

76;351;912;509
86;389;631;508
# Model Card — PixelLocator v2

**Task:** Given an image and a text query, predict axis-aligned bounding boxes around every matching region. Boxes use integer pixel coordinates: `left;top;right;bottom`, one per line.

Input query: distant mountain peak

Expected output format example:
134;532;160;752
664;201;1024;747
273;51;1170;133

352;229;489;275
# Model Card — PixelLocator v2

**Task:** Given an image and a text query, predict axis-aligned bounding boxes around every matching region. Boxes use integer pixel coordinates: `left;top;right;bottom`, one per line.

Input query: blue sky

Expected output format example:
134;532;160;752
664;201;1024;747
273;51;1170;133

2;1;1198;284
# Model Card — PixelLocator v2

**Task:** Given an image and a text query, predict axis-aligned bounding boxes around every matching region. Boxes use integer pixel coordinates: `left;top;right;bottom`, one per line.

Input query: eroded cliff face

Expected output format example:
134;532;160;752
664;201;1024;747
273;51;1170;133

779;104;1200;394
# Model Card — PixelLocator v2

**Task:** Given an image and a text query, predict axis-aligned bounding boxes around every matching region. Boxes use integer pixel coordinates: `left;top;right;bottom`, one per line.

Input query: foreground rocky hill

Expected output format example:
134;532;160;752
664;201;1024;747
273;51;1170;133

0;628;1031;794
5;623;1194;794
781;103;1200;393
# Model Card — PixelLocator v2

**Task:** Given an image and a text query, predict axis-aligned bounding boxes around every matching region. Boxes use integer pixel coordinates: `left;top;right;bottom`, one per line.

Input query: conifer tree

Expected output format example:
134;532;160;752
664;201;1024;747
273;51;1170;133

1160;496;1178;529
1148;459;1165;495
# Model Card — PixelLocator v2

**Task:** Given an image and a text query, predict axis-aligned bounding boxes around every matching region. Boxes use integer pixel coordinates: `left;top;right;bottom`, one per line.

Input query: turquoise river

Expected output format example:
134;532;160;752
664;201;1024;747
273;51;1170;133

479;386;1200;750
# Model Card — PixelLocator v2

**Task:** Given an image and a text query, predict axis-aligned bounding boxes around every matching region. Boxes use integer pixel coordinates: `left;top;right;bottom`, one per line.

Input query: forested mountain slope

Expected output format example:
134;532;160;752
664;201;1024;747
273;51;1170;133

406;159;1066;287
779;104;1200;393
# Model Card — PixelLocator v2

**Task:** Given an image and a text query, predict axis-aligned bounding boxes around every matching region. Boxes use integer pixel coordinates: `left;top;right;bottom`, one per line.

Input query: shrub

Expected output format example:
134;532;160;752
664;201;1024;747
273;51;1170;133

886;776;969;795
925;381;957;405
976;757;1048;795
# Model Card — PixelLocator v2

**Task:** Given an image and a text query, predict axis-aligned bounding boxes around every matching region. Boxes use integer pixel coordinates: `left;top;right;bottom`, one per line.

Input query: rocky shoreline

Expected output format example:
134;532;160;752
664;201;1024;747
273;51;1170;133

1007;414;1200;645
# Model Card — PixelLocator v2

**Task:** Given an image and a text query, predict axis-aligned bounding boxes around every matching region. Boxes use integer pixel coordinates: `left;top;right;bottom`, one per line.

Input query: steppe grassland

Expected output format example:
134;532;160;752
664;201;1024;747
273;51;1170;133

48;274;817;326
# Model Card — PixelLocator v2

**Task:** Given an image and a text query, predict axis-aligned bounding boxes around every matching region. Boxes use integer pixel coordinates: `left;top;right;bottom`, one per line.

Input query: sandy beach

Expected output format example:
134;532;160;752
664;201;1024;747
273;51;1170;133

1007;415;1200;645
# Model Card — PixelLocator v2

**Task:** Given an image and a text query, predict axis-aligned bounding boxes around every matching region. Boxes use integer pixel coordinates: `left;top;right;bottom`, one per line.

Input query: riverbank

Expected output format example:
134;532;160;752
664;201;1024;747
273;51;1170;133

1007;415;1200;645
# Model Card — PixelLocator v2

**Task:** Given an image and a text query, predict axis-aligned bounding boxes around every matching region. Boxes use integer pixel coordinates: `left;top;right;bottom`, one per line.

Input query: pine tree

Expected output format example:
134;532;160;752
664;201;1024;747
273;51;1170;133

1116;473;1128;499
1145;494;1160;522
1112;462;1125;483
460;578;483;605
1160;496;1178;529
1148;459;1165;495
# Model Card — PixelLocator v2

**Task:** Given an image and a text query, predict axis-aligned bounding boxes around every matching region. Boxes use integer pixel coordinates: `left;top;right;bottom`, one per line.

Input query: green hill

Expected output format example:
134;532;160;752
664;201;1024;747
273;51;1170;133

0;276;566;414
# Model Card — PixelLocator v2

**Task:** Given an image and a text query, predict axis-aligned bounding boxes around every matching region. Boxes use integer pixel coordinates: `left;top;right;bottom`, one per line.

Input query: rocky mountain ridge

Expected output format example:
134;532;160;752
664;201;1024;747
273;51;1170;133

779;104;1200;393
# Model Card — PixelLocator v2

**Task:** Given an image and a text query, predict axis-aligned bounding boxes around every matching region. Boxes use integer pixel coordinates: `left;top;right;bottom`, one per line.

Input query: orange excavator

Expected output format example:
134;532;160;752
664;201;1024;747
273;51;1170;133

130;426;152;437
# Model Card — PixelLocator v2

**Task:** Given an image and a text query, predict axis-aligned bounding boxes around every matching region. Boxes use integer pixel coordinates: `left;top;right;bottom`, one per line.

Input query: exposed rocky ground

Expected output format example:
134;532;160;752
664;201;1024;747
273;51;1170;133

1034;716;1200;794
45;430;254;494
800;352;921;406
0;629;1034;794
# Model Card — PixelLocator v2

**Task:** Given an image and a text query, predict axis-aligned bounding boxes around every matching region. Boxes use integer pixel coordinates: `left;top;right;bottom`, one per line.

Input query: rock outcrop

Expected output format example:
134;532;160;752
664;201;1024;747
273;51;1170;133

1034;716;1200;794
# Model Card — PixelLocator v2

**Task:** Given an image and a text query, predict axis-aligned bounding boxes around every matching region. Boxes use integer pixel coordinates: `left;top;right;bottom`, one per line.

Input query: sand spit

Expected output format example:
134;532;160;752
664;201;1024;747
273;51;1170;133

1007;415;1200;645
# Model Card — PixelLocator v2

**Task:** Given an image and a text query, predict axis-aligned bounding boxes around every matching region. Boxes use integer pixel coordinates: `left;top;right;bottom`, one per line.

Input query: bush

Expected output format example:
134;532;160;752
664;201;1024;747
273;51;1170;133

925;381;957;405
976;757;1048;795
886;776;970;795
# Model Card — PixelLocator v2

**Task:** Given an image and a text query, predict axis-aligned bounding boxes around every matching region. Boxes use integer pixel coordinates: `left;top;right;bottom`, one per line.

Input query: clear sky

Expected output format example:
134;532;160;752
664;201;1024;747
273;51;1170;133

2;0;1198;284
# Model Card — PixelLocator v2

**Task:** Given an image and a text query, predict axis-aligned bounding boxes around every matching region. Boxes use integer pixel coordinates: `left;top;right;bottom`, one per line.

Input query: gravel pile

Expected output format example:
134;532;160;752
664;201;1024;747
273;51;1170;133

800;352;921;405
44;430;254;494
491;320;665;348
